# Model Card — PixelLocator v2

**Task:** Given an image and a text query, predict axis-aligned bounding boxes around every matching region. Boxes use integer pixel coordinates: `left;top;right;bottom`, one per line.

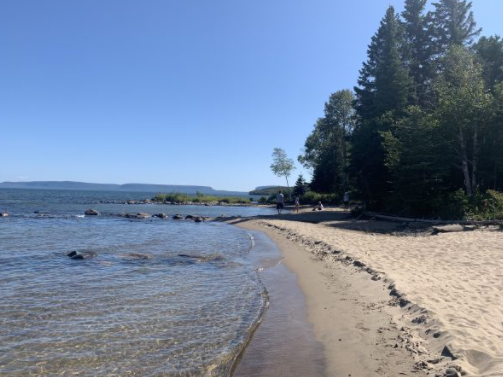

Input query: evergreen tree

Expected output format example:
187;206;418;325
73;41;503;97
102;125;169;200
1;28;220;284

293;175;308;197
432;0;481;49
381;107;450;215
473;36;503;91
355;6;413;121
352;6;413;207
402;0;436;107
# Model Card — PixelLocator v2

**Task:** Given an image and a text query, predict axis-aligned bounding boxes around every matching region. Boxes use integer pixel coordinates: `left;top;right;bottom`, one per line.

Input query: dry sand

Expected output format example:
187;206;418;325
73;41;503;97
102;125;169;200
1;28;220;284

227;209;503;377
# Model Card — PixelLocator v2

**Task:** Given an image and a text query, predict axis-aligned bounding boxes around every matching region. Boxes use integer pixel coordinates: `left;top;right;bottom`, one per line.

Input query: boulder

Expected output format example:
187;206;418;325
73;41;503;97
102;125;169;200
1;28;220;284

153;213;168;219
67;250;97;260
185;215;195;220
85;209;100;216
195;217;203;223
0;212;9;217
135;213;151;219
126;200;136;205
173;214;184;220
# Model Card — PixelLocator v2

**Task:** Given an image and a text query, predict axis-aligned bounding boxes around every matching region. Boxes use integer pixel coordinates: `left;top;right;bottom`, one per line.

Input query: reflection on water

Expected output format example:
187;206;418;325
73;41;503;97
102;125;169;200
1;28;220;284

0;188;277;376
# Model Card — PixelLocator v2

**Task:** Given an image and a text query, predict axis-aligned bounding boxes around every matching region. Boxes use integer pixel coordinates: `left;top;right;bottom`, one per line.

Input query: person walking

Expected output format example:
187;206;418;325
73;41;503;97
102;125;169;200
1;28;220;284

295;196;300;213
276;190;284;214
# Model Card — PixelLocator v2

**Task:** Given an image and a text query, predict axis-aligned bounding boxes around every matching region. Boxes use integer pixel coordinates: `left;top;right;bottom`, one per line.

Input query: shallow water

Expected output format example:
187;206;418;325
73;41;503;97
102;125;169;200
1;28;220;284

0;189;277;376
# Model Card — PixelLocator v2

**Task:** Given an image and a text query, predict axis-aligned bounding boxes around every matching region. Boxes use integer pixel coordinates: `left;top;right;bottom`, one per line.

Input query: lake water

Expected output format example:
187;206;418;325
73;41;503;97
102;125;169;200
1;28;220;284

0;189;278;376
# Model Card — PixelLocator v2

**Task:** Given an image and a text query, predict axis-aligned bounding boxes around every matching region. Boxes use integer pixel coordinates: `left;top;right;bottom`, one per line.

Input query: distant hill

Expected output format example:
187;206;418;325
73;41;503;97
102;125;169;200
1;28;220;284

249;186;290;196
0;181;249;196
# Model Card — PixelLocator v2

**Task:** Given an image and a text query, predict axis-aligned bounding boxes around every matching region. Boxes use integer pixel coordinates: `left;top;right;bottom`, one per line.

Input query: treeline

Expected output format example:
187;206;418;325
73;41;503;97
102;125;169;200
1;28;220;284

298;0;503;219
152;192;252;205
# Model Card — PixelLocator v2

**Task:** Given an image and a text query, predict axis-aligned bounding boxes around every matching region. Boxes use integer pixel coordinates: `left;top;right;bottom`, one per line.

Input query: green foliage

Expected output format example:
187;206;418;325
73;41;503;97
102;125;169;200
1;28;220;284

435;45;493;197
431;0;481;49
439;189;503;220
402;0;436;108
473;36;503;90
152;192;250;205
270;148;296;188
293;174;308;197
299;90;355;194
298;0;502;220
300;191;339;205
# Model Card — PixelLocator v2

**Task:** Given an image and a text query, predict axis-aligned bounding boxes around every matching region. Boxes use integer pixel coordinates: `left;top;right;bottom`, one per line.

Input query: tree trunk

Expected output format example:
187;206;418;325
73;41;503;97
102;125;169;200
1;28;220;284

471;126;478;196
459;129;473;197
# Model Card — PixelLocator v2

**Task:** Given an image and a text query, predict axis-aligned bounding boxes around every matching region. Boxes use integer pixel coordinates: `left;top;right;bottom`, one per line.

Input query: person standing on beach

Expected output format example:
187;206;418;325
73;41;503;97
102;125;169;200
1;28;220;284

295;196;300;213
276;190;284;214
343;192;350;211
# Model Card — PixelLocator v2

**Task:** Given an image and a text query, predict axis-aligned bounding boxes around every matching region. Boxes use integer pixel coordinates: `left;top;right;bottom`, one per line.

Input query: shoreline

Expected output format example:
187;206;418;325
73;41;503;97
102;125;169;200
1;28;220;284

232;229;325;377
229;218;425;377
226;210;503;377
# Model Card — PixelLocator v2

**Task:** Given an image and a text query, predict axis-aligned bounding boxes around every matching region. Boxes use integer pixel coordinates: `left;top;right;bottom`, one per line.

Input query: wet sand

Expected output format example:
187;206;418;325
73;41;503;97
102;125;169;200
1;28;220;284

231;220;424;377
234;230;325;377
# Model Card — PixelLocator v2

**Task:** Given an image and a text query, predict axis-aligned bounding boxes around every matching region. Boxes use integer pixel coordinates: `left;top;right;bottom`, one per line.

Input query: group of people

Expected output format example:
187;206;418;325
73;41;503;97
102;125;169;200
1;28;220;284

275;190;350;214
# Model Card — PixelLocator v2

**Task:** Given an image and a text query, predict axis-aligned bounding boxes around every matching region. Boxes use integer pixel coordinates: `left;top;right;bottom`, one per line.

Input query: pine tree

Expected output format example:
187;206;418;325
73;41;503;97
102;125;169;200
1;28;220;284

402;0;436;107
473;36;503;91
432;0;481;50
293;175;308;197
355;6;413;121
352;6;413;207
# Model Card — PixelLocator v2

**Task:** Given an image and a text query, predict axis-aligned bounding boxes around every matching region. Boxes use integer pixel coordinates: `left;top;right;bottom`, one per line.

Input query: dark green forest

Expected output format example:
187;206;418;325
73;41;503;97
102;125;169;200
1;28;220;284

298;0;503;219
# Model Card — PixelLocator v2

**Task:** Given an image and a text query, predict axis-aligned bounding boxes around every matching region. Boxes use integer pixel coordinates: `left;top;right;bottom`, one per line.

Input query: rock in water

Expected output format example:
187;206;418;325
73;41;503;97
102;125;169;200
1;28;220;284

85;209;100;216
153;213;168;219
67;250;97;260
173;214;183;220
0;212;9;217
135;213;151;219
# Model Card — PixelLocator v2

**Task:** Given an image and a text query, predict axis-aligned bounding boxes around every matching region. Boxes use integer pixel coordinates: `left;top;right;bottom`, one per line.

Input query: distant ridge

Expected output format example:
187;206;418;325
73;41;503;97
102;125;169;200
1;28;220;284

0;181;249;196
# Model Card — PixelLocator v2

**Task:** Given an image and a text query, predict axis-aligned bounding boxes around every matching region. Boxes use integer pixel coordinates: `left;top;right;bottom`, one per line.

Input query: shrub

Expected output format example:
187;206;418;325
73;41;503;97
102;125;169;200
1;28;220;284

300;191;339;205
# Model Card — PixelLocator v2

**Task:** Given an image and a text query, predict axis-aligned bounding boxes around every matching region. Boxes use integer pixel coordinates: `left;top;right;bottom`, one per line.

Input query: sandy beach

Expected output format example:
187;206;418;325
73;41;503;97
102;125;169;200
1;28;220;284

227;209;503;377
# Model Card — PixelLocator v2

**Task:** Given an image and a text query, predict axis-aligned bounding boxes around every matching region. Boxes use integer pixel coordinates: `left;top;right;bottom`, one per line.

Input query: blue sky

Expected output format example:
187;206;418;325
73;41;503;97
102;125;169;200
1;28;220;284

1;0;501;191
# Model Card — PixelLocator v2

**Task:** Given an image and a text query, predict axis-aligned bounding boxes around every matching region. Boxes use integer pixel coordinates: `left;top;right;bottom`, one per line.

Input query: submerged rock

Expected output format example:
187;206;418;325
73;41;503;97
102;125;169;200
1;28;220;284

67;250;97;260
178;254;224;262
121;253;153;260
85;209;100;216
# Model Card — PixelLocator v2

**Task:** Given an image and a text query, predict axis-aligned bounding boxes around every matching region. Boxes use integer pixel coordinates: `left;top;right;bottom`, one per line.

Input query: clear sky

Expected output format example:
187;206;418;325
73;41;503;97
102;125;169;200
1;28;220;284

1;0;501;191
